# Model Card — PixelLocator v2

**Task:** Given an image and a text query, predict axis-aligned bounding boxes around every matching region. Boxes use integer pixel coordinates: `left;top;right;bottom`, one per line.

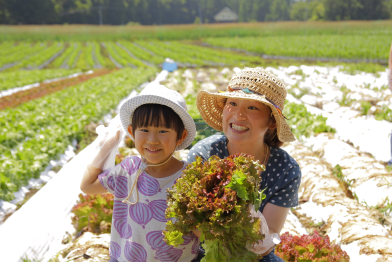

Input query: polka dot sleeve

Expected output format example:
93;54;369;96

187;135;226;164
270;165;301;207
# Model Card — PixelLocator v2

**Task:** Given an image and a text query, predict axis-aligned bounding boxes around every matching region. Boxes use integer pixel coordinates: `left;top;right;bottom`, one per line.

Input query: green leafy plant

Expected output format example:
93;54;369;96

275;231;350;262
164;154;266;262
71;193;114;234
284;102;336;139
360;101;372;115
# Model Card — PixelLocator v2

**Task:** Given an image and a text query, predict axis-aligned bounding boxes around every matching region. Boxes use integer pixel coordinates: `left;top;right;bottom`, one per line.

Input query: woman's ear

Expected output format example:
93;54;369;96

177;129;188;146
268;115;277;130
127;125;134;138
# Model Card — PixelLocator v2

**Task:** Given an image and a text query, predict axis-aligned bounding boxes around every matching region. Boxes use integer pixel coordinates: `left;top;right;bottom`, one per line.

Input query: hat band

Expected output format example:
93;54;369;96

227;87;287;119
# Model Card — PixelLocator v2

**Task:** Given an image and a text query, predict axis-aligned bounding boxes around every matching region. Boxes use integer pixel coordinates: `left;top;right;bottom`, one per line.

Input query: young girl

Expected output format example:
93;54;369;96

80;84;198;262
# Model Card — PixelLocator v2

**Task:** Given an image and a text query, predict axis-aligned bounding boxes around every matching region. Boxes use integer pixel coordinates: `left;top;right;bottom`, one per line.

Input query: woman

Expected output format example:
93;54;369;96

188;67;301;261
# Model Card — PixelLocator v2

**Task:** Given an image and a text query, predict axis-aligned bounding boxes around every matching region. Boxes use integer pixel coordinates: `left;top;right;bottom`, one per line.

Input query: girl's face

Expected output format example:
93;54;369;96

128;124;185;165
222;98;275;147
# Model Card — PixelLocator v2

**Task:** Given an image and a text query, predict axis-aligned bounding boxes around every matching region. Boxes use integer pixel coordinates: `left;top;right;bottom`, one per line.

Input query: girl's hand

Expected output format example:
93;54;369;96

91;123;124;170
192;229;202;238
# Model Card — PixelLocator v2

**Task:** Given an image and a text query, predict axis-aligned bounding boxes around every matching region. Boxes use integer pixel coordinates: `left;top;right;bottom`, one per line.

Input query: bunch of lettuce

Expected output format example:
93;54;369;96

163;154;266;262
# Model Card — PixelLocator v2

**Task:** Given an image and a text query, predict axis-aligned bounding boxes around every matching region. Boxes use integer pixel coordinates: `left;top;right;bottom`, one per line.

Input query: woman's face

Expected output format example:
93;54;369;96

222;98;275;147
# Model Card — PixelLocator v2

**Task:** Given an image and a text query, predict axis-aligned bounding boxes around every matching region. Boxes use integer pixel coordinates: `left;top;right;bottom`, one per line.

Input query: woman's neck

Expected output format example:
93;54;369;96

227;139;269;164
144;157;183;178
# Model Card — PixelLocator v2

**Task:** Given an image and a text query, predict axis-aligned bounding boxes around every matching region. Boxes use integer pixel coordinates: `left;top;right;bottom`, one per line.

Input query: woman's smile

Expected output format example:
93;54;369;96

230;123;249;132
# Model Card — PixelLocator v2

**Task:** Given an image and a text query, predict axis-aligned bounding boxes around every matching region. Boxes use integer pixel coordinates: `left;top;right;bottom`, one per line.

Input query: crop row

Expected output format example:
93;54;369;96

0;41;268;72
0;67;157;201
0;69;81;92
203;35;392;61
0;69;113;110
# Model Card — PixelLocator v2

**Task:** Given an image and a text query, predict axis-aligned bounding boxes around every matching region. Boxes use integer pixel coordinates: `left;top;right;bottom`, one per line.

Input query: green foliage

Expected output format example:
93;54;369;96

275;231;350;261
375;105;392;122
0;67;157;201
71;193;113;233
164;154;266;262
360;101;372;115
283;102;336;139
204;34;391;61
0;68;81;92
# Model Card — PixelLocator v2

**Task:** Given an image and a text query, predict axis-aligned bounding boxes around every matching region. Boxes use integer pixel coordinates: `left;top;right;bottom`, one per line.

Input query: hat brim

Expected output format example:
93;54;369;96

196;90;296;143
120;94;196;150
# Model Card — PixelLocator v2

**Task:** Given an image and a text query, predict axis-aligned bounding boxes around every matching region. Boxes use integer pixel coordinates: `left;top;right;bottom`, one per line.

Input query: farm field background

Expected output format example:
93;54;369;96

0;21;392;261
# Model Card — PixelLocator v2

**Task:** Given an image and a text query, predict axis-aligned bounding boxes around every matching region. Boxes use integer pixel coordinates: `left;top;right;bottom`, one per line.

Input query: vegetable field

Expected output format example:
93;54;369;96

0;22;392;262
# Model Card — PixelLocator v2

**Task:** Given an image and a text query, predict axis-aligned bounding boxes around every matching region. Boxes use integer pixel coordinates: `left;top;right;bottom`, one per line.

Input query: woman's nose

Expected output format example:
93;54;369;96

234;108;246;120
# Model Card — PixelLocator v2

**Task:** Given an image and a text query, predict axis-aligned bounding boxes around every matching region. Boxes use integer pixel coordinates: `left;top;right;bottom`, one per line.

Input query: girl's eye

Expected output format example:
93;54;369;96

159;130;168;133
248;106;258;110
140;129;148;132
229;101;237;106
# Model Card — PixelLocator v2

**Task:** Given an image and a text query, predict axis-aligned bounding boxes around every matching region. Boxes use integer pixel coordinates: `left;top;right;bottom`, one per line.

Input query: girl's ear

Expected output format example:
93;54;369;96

177;129;188;146
127;125;134;138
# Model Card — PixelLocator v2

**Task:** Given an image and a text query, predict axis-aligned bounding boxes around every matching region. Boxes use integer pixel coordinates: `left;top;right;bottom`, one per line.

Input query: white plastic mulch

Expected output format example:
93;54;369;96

0;70;169;262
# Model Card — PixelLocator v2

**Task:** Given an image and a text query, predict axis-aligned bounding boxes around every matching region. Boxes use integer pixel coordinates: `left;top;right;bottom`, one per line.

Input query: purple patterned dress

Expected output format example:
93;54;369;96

99;156;199;262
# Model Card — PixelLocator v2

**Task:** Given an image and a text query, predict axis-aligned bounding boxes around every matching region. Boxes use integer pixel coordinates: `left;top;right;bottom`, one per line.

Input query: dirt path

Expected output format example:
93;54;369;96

0;69;116;110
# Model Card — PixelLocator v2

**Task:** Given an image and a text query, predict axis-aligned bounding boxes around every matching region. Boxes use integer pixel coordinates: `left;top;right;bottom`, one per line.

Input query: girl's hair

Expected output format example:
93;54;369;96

131;104;185;140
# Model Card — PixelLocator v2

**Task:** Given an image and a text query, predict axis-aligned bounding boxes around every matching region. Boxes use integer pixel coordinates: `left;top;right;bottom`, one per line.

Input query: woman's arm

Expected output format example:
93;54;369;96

260;203;289;256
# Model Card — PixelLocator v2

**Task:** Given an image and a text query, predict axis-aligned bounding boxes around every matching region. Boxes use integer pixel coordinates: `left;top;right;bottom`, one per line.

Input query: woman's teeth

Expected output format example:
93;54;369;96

231;123;249;131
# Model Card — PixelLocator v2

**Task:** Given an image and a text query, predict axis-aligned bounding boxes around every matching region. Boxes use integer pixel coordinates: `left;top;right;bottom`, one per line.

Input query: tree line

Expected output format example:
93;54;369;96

1;0;391;25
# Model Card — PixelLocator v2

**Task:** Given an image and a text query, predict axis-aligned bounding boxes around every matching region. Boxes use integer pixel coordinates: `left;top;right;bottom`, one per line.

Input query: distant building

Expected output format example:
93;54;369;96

214;7;238;23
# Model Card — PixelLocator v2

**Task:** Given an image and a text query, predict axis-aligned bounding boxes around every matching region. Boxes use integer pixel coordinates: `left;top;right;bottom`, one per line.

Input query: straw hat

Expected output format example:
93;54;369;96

196;67;295;142
120;83;196;150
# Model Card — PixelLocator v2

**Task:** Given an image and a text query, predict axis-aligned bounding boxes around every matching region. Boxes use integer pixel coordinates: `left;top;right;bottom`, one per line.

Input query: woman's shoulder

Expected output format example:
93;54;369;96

187;135;227;163
269;147;300;171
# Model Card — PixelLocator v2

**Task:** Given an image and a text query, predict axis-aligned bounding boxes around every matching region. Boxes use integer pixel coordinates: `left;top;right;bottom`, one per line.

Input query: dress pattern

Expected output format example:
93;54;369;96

99;156;198;262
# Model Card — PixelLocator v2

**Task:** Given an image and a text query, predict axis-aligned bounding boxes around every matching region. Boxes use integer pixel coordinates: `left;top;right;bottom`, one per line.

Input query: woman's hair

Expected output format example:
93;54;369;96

131;104;185;140
264;126;283;148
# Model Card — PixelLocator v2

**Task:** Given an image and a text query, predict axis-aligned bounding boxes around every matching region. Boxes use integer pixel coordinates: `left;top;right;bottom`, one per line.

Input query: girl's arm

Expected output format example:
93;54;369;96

80;128;121;194
260;203;289;256
389;43;392;70
80;165;108;194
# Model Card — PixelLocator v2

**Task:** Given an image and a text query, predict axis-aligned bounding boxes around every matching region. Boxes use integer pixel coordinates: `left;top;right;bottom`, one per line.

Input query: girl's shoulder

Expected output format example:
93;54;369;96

118;155;143;175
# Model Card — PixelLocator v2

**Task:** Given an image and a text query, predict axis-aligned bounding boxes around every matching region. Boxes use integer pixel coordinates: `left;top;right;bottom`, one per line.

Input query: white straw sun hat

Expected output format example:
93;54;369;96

119;84;196;150
196;67;295;143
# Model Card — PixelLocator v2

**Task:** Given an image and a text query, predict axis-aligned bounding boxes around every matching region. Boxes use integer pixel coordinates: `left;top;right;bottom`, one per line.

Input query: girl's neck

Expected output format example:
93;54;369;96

144;156;183;178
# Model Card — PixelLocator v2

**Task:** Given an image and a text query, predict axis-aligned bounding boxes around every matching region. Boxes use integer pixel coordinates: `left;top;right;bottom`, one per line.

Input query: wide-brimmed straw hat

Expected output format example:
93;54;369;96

120;83;196;150
196;67;295;142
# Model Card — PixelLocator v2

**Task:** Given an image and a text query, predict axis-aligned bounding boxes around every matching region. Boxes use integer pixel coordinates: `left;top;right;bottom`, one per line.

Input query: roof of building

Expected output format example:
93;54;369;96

214;7;238;21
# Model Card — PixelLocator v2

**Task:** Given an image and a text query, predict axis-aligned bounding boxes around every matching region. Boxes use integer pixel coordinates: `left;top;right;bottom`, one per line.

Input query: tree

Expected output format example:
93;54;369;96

266;0;290;21
4;0;58;24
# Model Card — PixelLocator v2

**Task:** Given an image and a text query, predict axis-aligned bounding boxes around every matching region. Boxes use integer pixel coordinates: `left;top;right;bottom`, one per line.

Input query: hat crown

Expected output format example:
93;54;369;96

227;68;287;110
139;84;188;111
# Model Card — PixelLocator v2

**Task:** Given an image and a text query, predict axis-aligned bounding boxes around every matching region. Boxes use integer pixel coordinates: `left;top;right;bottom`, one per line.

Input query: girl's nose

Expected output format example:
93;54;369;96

147;133;159;144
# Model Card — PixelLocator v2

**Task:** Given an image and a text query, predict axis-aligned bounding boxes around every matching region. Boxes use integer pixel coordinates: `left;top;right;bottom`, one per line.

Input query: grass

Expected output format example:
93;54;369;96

1;21;392;41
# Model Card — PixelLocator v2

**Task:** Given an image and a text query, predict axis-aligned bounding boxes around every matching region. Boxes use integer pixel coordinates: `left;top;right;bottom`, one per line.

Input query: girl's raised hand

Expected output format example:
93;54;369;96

90;123;124;171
